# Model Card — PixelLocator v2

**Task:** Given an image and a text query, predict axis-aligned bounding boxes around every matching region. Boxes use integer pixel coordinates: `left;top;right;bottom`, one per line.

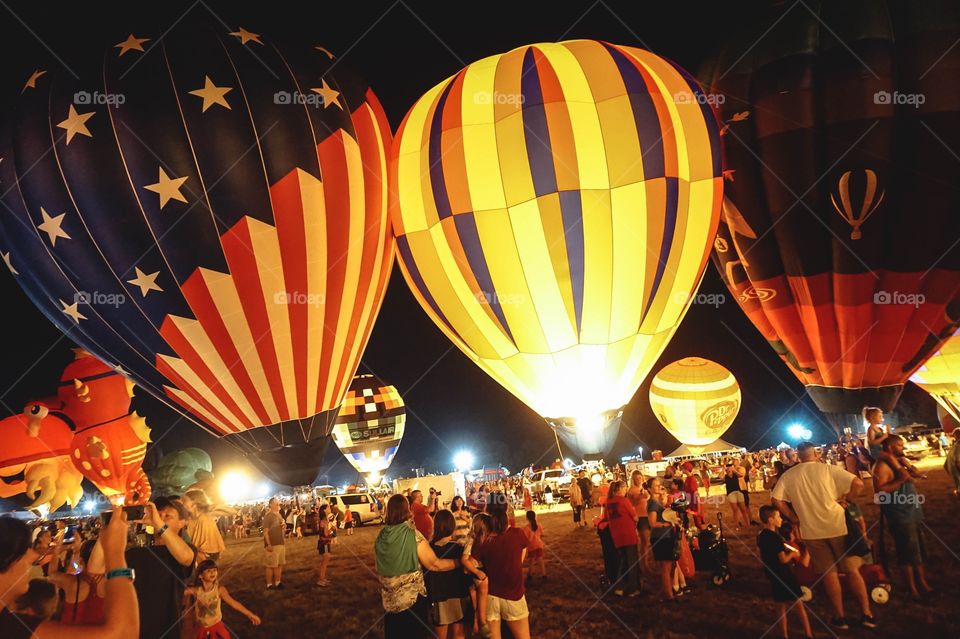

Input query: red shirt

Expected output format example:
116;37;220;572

603;495;639;548
473;527;530;601
411;502;433;539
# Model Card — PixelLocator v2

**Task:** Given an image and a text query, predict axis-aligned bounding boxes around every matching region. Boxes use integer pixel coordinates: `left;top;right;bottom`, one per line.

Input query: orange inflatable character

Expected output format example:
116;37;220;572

0;408;83;512
59;350;152;504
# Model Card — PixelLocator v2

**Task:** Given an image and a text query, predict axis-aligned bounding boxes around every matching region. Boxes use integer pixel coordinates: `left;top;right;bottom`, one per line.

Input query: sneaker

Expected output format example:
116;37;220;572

275;582;285;590
478;624;492;639
266;584;274;590
860;615;877;629
830;617;849;630
613;588;625;596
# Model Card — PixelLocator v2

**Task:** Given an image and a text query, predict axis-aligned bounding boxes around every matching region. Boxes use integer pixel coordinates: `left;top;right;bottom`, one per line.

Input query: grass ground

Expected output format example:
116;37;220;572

210;458;958;638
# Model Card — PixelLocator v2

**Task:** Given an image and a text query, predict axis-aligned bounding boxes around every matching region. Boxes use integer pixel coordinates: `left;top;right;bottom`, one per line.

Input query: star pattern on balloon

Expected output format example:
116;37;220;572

144;168;189;209
229;27;263;45
115;34;150;56
37;208;71;246
189;76;232;112
56;105;95;144
311;79;342;110
126;267;163;296
2;252;17;275
59;299;87;323
22;69;46;93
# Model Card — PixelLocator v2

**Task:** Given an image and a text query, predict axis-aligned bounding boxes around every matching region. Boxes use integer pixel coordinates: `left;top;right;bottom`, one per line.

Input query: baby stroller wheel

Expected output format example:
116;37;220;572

871;585;890;604
711;572;725;586
799;586;813;602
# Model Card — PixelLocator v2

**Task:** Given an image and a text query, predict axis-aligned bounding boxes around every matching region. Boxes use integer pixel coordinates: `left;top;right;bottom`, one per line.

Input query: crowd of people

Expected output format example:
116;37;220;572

0;405;954;638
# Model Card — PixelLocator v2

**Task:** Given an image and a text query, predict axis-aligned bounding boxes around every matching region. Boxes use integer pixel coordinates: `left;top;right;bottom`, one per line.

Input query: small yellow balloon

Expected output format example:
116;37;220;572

649;357;740;448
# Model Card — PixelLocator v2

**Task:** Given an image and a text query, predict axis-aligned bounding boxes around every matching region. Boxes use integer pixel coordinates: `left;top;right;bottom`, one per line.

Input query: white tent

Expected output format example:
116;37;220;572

666;438;745;459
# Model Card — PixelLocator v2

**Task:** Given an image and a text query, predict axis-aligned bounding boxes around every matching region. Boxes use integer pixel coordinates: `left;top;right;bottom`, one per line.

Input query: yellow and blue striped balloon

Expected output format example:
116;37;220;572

649;357;741;448
390;41;723;435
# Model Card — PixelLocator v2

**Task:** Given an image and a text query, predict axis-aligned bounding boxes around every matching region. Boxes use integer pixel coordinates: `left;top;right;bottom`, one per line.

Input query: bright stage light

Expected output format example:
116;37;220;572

220;471;252;503
787;423;812;441
453;450;475;472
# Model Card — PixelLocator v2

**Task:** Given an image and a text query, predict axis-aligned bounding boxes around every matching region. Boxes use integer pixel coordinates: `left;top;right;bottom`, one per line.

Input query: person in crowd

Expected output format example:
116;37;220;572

523;511;545;580
757;505;813;639
771;442;876;630
426;510;472;639
232;512;245;540
603;481;641;597
261;497;286;590
568;475;586;529
577;471;594;510
471;494;531;639
872;434;935;600
0;508;138;638
626;470;651;570
31;527;58;577
126;498;198;639
410;490;434;539
946;430;960;497
49;538;105;626
864;406;889;459
646;477;679;603
700;460;712;496
315;504;335;587
375;494;458;639
450;495;472;544
182;489;225;562
343;504;355;536
723;457;750;530
521;486;533;511
428;488;442;516
463;513;492;638
183;559;260;638
14;579;58;621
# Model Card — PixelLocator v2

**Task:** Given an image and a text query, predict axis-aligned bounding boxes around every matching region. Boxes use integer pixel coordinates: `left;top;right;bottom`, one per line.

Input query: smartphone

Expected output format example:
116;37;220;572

102;505;144;523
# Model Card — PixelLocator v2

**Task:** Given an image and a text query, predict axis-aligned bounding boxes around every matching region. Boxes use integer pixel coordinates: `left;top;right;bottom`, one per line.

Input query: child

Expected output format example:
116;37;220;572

184;560;261;638
462;512;492;639
14;578;58;621
757;505;812;639
343;505;354;536
524;510;546;579
315;505;335;587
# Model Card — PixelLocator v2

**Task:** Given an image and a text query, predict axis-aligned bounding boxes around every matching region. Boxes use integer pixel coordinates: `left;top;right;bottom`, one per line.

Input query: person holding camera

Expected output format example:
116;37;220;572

0;506;138;638
872;434;934;601
411;490;434;539
126;498;198;639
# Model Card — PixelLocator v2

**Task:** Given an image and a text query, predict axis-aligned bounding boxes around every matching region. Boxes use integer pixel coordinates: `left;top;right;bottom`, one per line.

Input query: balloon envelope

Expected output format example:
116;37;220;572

0;27;394;486
911;328;960;422
649;357;741;448
331;375;405;475
702;2;960;415
390;40;723;450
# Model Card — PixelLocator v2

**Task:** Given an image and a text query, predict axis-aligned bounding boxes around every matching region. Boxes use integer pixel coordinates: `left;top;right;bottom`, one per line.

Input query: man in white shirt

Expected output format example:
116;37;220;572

771;442;876;631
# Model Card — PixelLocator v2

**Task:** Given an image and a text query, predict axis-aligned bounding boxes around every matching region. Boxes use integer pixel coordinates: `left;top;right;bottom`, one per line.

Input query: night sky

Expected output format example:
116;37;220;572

0;1;939;488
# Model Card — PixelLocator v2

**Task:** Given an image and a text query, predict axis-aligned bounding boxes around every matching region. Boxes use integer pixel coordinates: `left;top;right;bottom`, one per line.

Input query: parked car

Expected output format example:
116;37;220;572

326;492;382;526
528;468;571;501
901;435;930;460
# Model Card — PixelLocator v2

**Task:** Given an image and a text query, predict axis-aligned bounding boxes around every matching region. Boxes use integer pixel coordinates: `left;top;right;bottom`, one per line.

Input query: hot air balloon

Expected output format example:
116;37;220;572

0;26;394;486
911;328;960;422
649;357;741;451
149;448;214;496
58;349;152;503
331;374;405;477
0;410;83;512
390;40;723;458
702;2;960;427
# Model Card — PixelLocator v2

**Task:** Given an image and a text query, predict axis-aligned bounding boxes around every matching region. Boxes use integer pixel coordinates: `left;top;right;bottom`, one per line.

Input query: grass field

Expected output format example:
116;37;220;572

209;459;958;638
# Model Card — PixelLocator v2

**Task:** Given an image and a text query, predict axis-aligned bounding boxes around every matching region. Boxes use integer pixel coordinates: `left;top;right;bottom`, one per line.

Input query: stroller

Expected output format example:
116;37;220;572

692;512;732;586
793;549;893;605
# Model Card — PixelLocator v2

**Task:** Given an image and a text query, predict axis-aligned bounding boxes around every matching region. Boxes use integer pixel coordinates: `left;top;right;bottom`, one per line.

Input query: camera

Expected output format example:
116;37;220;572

102;505;144;523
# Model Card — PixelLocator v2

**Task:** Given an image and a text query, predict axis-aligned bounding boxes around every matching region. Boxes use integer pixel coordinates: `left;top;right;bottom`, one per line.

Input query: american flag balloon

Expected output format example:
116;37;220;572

0;25;394;486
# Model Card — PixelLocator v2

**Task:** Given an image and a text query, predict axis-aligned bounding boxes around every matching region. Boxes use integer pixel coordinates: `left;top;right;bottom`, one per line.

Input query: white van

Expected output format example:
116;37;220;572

326;492;382;526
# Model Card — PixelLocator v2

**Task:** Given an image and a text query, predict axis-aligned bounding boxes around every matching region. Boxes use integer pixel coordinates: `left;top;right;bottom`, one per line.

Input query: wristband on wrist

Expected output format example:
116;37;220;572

106;568;135;582
156;524;169;537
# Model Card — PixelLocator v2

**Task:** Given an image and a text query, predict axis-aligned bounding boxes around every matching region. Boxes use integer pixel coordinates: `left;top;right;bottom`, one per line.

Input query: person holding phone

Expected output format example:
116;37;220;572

0;506;138;638
48;539;106;626
125;497;197;639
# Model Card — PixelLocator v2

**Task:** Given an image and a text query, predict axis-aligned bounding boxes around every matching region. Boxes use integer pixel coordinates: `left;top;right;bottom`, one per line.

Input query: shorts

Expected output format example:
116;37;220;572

487;594;529;622
318;541;332;555
428;596;472;625
195;620;230;639
263;544;286;567
889;520;926;566
636;517;650;532
651;528;678;562
806;536;863;575
725;491;744;504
